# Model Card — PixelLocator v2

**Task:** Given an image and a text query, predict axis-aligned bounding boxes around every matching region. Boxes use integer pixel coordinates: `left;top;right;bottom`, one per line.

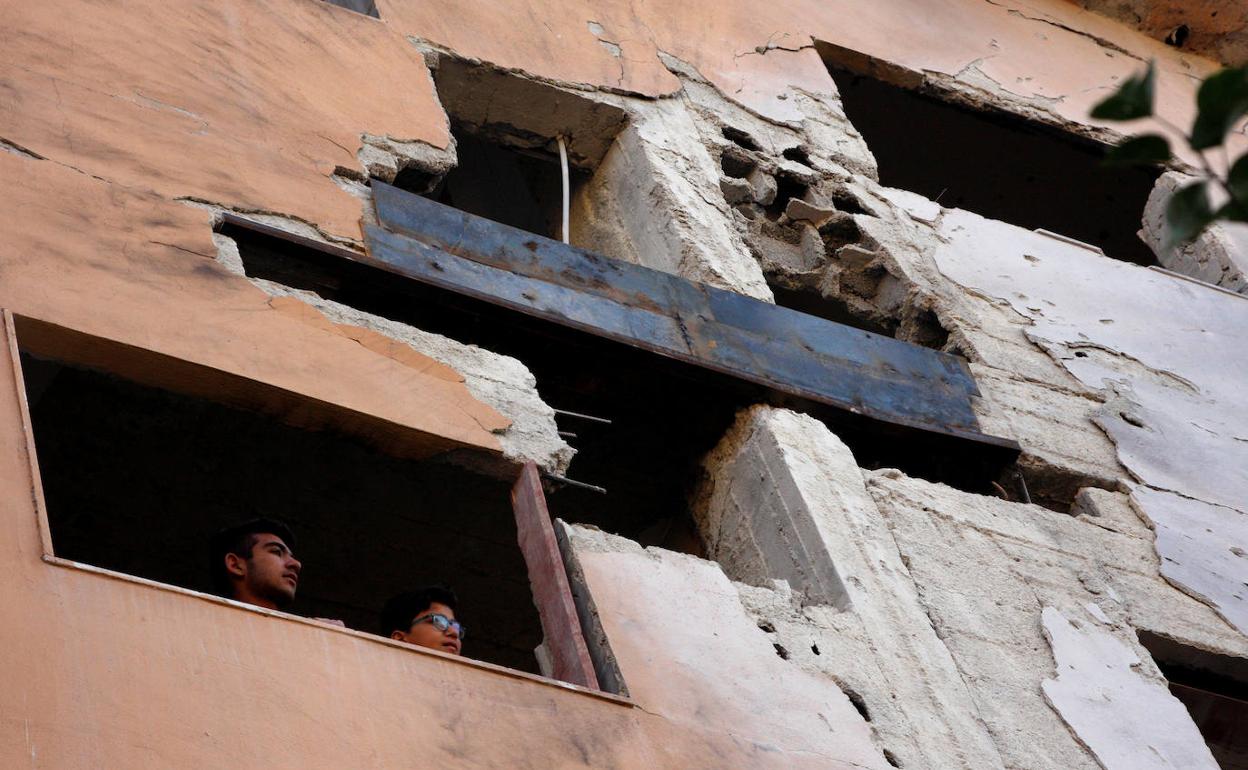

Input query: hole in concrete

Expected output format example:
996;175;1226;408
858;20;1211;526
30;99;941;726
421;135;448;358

883;749;902;767
769;285;894;336
783;145;812;165
1138;630;1248;767
722;125;761;151
829;188;869;216
810;642;821;655
773;643;790;660
721;148;756;179
843;686;872;722
1165;25;1190;48
18;340;544;674
764;173;810;220
821;61;1161;266
322;0;379;17
758;620;777;633
902;307;950;350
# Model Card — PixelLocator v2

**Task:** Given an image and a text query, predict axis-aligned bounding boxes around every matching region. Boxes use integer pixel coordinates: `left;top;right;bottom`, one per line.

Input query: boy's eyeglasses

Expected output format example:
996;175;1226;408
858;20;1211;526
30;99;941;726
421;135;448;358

412;612;466;639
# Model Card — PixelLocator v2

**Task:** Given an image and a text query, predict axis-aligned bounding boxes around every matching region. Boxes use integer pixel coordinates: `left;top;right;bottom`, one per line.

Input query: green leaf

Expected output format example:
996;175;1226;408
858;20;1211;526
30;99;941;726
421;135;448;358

1226;153;1248;208
1102;134;1171;166
1091;61;1156;121
1163;181;1216;252
1190;66;1248;150
1216;201;1248;223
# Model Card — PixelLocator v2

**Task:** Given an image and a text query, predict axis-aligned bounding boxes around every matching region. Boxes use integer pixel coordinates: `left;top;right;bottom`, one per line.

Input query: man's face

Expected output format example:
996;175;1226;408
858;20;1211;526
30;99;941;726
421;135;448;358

393;602;462;655
228;534;301;609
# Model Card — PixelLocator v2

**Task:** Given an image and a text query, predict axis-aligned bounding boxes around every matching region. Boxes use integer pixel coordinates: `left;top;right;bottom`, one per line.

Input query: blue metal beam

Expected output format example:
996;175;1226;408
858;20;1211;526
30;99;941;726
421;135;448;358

363;181;1015;450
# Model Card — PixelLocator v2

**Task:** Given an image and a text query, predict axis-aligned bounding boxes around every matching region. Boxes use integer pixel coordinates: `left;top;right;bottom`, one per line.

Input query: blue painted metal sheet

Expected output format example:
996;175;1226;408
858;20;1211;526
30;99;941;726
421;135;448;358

363;181;1015;448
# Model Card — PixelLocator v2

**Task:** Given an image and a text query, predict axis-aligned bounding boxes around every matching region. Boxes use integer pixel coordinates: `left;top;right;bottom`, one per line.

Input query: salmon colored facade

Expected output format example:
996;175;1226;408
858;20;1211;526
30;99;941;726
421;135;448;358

3;0;1246;768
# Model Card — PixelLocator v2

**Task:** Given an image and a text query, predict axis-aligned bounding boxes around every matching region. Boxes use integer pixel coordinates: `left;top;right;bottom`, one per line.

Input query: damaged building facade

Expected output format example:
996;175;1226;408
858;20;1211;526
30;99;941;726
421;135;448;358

1;0;1246;767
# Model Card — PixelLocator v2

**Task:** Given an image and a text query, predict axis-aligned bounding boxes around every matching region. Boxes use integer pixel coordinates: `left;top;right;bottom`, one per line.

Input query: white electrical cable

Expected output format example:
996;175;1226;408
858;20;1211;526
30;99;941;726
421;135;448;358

557;135;570;245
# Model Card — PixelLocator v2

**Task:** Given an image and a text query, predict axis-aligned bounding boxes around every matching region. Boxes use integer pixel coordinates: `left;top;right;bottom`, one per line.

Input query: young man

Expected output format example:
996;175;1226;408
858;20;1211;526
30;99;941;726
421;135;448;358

380;587;464;655
209;518;302;610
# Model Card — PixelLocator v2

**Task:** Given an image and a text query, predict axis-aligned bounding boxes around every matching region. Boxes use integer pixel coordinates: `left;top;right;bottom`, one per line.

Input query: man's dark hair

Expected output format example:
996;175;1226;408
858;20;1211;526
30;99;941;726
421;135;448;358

380;586;459;636
209;518;296;595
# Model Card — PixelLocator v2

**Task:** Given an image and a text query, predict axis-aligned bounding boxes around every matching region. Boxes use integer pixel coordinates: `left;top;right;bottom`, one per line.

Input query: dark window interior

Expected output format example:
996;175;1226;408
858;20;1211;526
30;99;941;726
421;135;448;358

21;350;544;674
394;131;588;243
826;66;1162;266
1140;630;1248;769
222;219;1019;533
323;0;378;18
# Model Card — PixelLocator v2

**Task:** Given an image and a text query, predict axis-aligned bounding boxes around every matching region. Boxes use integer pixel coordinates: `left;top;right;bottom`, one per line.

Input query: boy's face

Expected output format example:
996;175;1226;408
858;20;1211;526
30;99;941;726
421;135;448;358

392;601;462;655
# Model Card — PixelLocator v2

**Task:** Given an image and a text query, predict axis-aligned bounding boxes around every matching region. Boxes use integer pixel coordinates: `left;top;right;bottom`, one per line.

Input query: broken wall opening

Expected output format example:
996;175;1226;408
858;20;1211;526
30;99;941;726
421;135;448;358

223;220;1018;544
392;55;626;245
714;120;930;340
19;340;546;674
821;57;1162;266
1139;630;1248;769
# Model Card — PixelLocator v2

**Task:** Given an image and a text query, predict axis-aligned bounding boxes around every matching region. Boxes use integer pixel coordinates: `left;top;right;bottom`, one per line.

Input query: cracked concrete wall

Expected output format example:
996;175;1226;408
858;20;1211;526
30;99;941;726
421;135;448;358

692;404;1244;769
931;206;1248;635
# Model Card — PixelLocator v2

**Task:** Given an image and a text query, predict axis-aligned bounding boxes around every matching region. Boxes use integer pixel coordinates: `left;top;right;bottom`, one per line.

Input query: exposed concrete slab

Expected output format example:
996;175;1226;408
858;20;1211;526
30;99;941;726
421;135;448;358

1041;606;1219;770
694;406;1008;770
1142;172;1248;295
573;98;773;300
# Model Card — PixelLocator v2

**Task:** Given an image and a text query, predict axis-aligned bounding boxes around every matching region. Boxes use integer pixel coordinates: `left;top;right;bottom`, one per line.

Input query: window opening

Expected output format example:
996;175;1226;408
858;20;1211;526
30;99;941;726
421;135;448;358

390;55;626;247
821;60;1162;266
1139;630;1248;768
19;335;550;675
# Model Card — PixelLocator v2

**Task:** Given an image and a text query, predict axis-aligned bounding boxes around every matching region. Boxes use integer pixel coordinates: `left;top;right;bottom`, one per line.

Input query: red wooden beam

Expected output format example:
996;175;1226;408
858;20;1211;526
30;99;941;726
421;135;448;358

511;461;600;689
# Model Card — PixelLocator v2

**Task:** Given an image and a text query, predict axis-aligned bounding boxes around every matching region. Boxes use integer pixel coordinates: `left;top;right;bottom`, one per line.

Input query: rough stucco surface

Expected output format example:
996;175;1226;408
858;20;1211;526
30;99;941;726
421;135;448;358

1040;606;1219;769
0;0;448;241
564;523;892;770
931;207;1248;635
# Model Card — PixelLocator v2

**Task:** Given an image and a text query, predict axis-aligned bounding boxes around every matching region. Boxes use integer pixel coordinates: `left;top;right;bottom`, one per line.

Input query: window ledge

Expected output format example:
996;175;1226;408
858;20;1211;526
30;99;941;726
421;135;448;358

40;553;635;708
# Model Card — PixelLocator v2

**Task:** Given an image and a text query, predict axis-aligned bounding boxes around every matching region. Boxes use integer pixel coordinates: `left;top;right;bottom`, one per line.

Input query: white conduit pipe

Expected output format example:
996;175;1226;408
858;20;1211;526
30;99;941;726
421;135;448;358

557;135;570;245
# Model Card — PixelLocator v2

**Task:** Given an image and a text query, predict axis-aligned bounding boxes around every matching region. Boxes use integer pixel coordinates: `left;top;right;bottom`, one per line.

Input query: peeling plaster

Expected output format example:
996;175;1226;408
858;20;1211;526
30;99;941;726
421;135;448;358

1040;606;1218;769
932;208;1248;635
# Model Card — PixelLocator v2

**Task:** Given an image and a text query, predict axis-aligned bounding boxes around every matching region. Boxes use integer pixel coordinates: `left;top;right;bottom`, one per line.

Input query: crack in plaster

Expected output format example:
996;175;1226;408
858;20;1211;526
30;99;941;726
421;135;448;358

983;0;1145;62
